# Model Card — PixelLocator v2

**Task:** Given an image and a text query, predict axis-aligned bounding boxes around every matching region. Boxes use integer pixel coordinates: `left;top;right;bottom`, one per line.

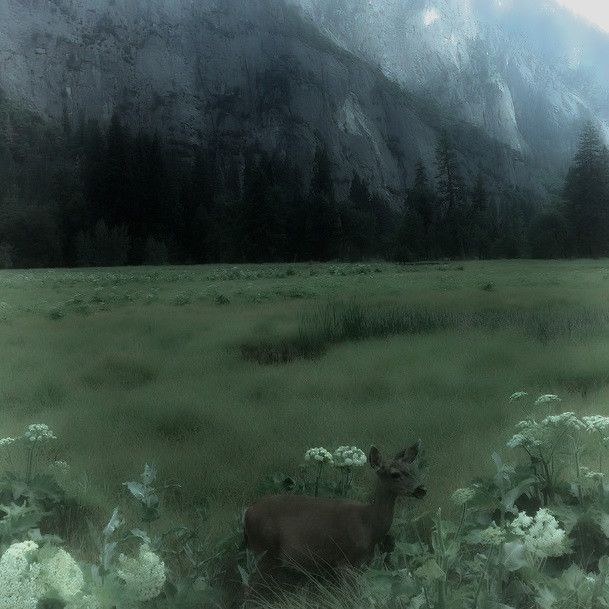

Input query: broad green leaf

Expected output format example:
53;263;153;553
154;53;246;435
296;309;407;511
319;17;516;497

125;481;147;501
414;559;445;582
142;463;157;486
103;507;121;538
130;528;151;544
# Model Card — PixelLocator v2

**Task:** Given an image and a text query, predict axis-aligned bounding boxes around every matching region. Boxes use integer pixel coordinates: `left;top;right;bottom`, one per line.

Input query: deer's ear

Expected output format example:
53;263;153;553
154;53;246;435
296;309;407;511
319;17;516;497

395;440;422;463
368;446;383;470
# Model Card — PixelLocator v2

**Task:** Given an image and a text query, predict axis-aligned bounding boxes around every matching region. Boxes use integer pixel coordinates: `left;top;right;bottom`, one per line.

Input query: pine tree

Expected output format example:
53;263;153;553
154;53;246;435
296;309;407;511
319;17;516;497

306;145;341;260
237;153;286;262
396;161;436;261
435;132;466;257
564;123;609;257
341;173;374;259
469;174;492;259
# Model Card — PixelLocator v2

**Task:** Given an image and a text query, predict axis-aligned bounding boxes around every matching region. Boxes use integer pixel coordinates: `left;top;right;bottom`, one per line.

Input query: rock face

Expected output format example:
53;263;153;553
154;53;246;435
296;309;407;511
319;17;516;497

293;0;609;174
0;0;607;202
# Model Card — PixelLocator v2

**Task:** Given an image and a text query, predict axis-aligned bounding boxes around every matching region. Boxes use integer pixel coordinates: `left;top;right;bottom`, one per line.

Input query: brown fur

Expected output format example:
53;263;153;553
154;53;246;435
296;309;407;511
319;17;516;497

244;444;426;575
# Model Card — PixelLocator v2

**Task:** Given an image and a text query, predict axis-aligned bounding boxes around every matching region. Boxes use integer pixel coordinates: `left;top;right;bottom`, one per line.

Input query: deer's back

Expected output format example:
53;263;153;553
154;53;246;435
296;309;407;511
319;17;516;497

244;495;375;568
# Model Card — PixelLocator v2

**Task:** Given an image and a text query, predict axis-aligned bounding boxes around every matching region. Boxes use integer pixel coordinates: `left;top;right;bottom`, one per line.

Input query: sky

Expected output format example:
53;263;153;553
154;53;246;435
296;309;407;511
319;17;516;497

554;0;609;32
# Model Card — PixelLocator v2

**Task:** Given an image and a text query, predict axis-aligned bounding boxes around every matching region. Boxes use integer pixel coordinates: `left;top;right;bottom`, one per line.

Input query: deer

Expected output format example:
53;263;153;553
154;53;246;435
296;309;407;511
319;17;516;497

243;443;426;581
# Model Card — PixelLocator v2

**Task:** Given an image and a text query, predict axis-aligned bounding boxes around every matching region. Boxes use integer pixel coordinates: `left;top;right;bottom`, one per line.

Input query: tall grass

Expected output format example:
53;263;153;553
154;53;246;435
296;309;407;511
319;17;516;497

242;301;609;364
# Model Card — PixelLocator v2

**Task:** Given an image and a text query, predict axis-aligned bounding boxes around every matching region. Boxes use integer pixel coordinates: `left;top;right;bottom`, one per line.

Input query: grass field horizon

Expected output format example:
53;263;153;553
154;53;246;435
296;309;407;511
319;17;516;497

3;259;609;534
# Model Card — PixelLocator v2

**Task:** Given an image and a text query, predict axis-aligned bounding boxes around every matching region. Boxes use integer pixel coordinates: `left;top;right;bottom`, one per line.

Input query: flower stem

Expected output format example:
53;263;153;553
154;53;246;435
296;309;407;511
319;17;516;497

314;462;323;497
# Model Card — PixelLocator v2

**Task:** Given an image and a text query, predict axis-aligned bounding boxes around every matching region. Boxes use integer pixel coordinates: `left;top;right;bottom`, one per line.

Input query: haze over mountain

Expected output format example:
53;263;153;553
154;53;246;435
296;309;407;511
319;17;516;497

0;0;608;203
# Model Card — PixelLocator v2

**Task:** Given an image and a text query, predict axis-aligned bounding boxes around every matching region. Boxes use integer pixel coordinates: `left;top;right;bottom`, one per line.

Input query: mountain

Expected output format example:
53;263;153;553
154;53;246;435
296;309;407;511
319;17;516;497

0;0;608;204
293;0;609;179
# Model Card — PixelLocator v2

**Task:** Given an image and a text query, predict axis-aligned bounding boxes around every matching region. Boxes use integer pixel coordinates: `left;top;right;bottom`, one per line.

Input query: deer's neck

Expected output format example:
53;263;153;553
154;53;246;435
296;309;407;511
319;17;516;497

367;482;397;540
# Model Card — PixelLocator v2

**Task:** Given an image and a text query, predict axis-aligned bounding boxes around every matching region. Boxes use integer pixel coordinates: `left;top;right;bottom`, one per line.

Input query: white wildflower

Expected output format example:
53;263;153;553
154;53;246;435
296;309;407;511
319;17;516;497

511;509;567;559
535;394;561;406
479;522;506;546
39;549;83;601
585;471;605;481
507;433;527;449
0;438;15;447
451;487;476;506
304;447;334;464
509;392;528;402
507;421;543;448
541;412;585;432
24;424;56;443
333;446;367;468
582;416;609;434
510;511;534;536
117;544;166;601
0;541;43;609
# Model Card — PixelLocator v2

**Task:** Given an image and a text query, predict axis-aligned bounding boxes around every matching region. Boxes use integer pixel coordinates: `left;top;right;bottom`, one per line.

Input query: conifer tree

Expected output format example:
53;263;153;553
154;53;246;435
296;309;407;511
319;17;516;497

469;173;492;258
564;122;609;257
397;161;436;260
307;145;341;260
435;131;466;257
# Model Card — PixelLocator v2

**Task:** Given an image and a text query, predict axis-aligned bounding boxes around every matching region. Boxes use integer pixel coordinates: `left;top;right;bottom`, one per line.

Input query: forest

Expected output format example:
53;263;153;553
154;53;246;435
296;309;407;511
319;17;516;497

0;96;607;269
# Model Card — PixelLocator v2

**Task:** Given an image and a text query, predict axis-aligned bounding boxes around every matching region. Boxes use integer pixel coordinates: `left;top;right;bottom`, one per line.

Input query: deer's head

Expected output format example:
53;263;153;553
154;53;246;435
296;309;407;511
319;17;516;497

368;442;426;499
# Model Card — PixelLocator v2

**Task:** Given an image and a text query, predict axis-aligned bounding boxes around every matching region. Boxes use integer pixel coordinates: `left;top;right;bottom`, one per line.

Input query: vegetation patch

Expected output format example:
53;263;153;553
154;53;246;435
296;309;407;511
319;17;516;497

242;301;609;364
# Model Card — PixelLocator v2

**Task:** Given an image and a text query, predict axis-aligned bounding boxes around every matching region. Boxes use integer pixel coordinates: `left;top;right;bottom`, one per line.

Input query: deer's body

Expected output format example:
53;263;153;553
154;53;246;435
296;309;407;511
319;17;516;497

244;444;425;575
245;484;397;569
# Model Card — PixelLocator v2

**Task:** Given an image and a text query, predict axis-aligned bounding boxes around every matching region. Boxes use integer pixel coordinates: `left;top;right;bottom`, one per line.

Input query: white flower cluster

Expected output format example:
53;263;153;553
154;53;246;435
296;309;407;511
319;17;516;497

507;412;585;449
587;471;604;481
507;419;543;449
117;544;166;601
332;446;367;468
0;541;43;609
0;438;15;447
39;549;84;601
510;509;568;559
509;392;528;402
304;447;334;464
24;424;56;443
582;415;609;434
535;394;561;406
579;466;605;481
479;522;506;546
451;486;477;506
541;412;585;431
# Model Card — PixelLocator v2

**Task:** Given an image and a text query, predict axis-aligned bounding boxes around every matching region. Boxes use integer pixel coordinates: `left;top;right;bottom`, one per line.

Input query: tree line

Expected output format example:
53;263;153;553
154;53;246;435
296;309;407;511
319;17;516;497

0;106;606;268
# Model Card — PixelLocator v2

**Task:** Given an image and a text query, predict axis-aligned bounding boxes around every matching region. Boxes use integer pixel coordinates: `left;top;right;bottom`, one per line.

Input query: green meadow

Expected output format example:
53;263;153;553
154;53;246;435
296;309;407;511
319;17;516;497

2;259;609;530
